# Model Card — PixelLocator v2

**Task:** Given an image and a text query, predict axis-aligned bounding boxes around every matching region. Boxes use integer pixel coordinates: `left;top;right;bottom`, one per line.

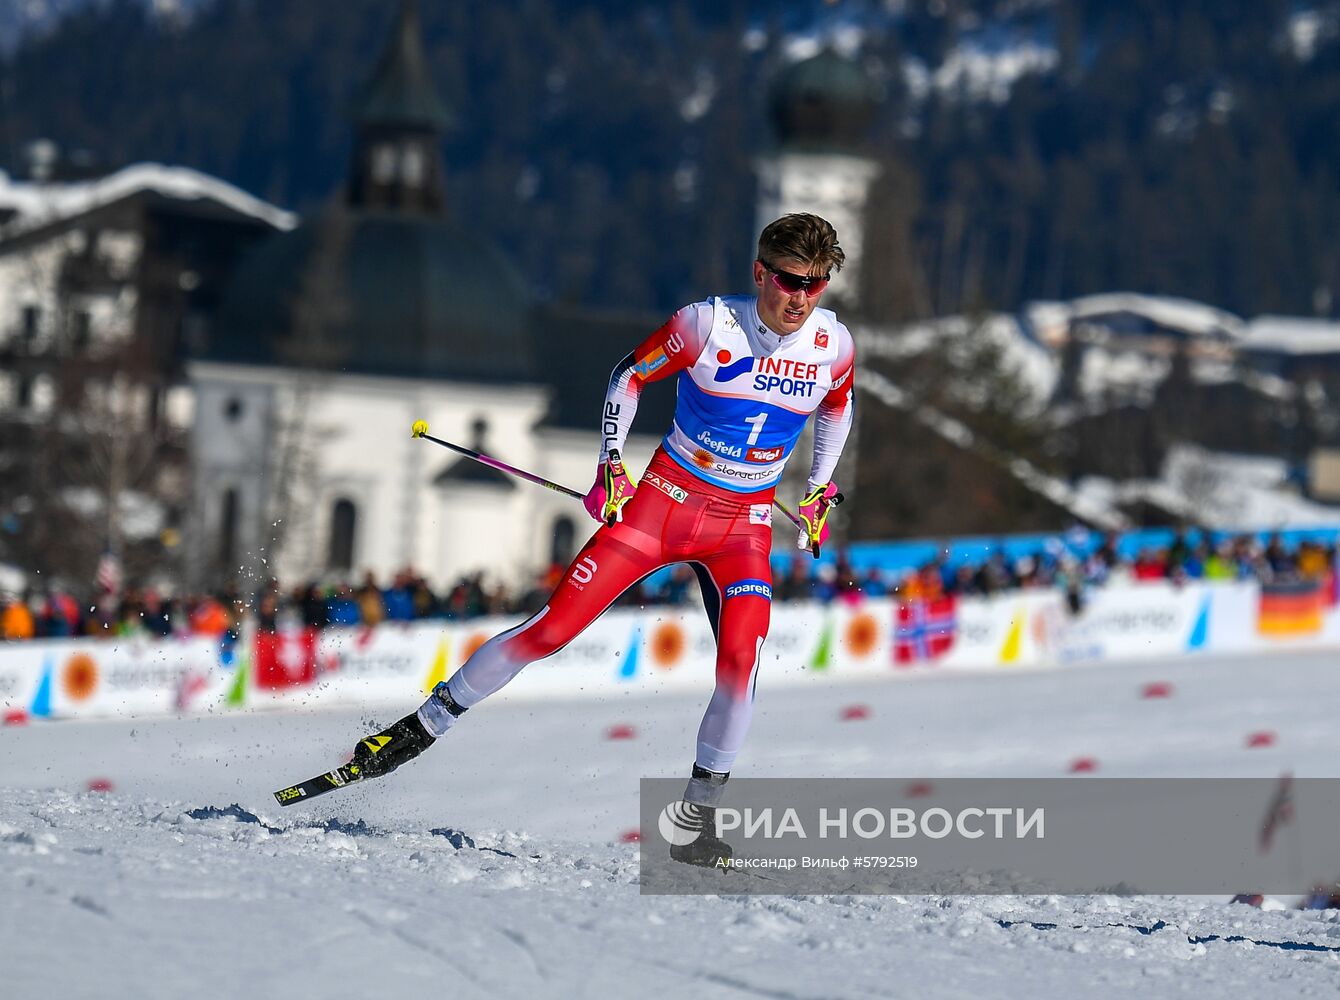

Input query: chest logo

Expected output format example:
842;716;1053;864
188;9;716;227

713;352;755;383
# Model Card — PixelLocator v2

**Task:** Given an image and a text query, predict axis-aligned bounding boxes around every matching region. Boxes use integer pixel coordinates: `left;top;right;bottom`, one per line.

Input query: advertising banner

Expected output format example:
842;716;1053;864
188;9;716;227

2;577;1338;722
0;635;227;720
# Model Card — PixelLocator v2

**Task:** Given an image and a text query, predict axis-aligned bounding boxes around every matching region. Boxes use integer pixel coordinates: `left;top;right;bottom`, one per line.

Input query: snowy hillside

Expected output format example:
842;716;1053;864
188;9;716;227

3;648;1340;997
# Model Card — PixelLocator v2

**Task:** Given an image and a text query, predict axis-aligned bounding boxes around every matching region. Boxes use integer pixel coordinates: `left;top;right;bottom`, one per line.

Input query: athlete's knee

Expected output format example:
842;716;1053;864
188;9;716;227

715;634;763;692
507;615;575;661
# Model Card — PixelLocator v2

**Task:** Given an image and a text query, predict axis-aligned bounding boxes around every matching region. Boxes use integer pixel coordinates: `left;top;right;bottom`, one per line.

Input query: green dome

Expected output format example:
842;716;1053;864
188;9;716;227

769;49;878;151
207;209;536;383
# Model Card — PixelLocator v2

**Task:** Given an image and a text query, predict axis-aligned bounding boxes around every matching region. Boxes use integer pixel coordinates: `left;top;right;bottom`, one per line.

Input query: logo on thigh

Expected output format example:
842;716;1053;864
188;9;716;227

724;579;772;601
570;556;598;589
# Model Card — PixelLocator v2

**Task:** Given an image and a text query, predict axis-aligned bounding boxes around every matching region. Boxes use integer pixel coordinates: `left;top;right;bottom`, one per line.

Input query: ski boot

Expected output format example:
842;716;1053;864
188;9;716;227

350;712;436;779
349;681;470;779
669;765;734;869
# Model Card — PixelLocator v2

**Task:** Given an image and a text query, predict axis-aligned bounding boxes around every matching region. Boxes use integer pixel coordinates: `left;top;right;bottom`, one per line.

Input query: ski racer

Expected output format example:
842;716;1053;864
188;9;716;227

350;213;856;866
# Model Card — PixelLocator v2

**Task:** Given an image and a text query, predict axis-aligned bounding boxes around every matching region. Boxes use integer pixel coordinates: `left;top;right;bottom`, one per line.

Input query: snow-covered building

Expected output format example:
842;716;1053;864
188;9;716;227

1239;315;1340;377
188;0;671;591
0;148;295;587
0;161;293;423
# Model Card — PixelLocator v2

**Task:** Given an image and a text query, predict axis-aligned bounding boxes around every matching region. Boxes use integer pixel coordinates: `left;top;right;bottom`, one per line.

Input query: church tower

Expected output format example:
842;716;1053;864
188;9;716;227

756;50;881;312
347;0;451;215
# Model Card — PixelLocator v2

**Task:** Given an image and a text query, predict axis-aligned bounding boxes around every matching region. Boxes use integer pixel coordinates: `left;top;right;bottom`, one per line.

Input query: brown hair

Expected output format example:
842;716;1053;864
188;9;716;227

757;213;845;276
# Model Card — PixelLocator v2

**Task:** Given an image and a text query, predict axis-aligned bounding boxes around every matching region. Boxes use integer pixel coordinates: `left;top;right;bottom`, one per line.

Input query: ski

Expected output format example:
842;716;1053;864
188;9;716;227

273;763;363;806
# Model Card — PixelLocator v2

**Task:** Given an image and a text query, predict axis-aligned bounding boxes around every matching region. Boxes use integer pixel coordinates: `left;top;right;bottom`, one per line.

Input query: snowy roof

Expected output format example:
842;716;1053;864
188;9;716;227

1240;315;1340;356
0;163;295;236
1034;293;1246;341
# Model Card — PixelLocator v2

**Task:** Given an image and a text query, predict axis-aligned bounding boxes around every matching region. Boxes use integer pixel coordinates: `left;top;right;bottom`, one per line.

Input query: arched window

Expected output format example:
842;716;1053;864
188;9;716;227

219;488;239;570
328;498;357;572
550;516;575;567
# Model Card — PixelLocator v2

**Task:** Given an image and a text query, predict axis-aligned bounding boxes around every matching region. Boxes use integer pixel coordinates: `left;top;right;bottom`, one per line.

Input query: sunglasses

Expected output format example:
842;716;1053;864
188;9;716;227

760;260;830;297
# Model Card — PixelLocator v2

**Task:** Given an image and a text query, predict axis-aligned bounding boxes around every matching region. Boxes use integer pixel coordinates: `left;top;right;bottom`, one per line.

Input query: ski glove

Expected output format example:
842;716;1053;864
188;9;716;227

797;481;840;556
583;449;638;526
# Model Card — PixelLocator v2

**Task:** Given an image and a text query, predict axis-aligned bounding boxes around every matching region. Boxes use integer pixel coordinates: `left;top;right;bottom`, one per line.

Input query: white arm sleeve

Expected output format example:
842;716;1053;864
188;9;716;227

807;325;856;489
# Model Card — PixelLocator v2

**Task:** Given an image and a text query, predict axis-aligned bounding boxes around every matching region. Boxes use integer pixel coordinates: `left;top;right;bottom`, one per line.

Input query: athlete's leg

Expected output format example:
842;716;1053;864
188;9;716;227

689;527;773;774
666;525;771;867
418;495;672;736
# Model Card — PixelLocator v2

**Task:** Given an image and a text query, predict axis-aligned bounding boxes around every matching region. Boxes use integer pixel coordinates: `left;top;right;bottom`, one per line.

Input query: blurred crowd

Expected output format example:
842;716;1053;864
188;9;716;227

876;531;1338;607
1;531;1336;642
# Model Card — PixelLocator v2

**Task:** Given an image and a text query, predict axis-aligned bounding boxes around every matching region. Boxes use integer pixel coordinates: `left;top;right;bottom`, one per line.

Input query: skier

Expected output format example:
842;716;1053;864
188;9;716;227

349;213;855;866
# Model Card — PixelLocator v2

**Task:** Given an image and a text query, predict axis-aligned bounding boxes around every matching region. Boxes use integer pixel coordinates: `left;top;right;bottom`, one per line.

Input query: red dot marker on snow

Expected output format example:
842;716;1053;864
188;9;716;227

1141;682;1173;699
605;723;637;741
619;829;641;843
1246;730;1276;748
905;781;934;798
86;777;115;793
1068;757;1099;773
840;704;871;721
3;708;28;726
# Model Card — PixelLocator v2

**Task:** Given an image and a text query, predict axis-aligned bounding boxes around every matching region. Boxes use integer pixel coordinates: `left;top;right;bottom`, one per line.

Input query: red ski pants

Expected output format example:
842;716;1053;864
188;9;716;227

446;449;774;773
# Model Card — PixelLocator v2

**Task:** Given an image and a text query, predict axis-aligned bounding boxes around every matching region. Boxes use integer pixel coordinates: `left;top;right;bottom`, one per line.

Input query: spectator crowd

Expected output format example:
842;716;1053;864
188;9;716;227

2;531;1337;642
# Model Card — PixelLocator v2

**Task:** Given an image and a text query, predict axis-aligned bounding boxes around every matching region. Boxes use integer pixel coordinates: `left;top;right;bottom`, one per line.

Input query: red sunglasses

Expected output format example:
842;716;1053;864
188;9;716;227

760;260;830;297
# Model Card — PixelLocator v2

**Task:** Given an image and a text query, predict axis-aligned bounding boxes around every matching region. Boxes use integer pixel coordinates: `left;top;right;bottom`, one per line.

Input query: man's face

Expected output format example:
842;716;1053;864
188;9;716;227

753;255;828;335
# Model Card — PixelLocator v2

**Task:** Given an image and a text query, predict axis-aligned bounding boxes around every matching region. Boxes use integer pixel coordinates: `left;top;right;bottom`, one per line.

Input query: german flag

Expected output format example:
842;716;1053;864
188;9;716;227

1257;580;1325;637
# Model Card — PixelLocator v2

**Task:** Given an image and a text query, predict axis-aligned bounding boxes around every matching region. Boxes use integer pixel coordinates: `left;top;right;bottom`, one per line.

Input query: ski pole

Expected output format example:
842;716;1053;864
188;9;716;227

411;420;844;555
411;421;585;499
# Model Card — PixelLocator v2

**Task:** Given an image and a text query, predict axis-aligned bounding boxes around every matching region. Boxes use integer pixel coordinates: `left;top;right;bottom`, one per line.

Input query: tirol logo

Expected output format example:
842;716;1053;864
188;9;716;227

713;351;755;383
815;328;829;348
658;800;705;846
570;556;597;588
665;330;686;355
746;445;783;463
725;579;772;601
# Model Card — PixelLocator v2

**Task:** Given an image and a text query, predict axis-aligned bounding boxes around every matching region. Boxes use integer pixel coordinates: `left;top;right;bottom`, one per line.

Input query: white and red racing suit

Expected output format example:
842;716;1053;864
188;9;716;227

420;295;855;774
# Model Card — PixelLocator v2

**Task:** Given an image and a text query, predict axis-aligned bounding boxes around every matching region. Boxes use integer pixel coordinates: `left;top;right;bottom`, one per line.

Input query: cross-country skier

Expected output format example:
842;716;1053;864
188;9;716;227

350;213;855;866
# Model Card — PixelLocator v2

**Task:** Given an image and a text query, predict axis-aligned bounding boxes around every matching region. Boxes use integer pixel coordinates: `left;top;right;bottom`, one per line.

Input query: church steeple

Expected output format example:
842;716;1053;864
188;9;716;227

348;0;450;214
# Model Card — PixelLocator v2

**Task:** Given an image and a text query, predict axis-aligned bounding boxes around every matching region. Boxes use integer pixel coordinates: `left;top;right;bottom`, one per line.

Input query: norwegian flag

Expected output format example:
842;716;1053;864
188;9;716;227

894;596;957;665
95;550;122;595
1258;771;1295;853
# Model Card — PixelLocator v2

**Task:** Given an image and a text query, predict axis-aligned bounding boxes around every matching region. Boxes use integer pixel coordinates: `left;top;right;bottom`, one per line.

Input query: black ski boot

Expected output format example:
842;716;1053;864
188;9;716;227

669;765;733;869
350;712;436;780
669;803;734;868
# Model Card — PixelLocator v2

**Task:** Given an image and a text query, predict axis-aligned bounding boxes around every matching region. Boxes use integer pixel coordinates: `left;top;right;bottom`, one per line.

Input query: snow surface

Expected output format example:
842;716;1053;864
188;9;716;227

5;648;1340;998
